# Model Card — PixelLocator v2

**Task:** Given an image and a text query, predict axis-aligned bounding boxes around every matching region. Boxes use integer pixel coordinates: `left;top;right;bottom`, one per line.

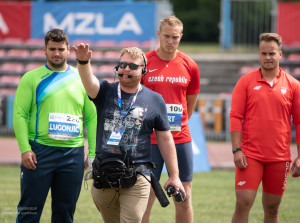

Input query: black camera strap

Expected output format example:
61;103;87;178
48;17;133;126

134;162;156;174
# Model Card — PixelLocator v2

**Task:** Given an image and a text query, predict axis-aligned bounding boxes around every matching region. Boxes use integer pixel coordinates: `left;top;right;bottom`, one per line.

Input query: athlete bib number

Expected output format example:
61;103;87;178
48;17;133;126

48;113;80;140
166;104;183;131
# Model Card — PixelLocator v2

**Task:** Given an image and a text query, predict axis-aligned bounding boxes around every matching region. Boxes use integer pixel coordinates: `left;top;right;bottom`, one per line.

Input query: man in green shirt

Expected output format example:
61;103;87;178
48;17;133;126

13;28;96;223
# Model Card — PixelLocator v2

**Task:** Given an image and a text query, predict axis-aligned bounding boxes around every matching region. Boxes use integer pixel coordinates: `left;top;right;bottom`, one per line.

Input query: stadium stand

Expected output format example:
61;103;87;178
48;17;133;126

68;50;77;59
0;75;20;95
0;49;5;57
281;66;291;74
0;75;21;85
237;48;300;80
31;49;45;58
24;38;44;47
97;64;116;78
1;38;299;140
91;51;104;60
287;53;300;61
292;67;300;77
1;38;23;48
280;50;300;79
95;40;118;48
1;38;299;93
103;50;121;60
6;49;30;58
282;46;300;56
70;39;94;48
0;63;24;75
119;40;141;47
24;63;45;72
141;40;155;49
238;65;260;76
0;88;17;96
0;39;129;80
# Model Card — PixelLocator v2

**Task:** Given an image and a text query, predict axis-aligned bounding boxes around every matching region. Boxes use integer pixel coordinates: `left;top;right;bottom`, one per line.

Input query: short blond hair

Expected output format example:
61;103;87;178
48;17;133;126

159;16;183;33
119;47;146;66
259;33;282;50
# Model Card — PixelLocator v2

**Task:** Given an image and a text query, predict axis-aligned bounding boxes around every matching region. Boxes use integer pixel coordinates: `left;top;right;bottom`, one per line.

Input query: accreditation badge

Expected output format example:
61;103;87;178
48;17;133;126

48;113;80;140
166;104;183;131
107;125;126;145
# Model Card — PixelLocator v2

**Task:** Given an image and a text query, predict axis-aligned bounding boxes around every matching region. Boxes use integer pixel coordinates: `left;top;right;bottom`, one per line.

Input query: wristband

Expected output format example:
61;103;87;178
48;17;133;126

76;59;89;65
232;148;242;154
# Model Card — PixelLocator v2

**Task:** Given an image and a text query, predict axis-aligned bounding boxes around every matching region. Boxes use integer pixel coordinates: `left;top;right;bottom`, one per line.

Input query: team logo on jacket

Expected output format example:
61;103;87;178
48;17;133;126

253;86;262;90
281;87;287;94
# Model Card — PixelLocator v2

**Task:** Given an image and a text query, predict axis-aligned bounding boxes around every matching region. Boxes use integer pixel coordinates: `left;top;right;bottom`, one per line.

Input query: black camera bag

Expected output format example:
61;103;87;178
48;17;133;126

92;157;137;189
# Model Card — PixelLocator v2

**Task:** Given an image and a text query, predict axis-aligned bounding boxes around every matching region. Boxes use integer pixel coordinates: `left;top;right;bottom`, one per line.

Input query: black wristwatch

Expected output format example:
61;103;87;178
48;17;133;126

76;59;89;65
232;148;242;154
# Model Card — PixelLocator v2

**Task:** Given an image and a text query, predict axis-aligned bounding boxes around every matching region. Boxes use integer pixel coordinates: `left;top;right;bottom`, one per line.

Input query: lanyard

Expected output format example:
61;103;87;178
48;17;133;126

117;83;141;122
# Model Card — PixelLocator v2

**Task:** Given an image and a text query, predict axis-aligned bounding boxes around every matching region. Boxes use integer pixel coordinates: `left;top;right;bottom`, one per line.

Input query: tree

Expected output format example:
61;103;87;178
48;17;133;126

170;0;220;42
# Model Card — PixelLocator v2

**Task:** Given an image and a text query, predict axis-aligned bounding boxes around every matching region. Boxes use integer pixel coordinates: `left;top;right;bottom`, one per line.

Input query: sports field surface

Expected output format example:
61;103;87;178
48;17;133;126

1;167;300;223
0;137;299;222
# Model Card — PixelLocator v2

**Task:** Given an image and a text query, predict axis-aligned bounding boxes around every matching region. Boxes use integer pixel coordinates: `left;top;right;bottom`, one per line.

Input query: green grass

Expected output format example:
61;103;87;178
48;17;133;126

1;166;300;222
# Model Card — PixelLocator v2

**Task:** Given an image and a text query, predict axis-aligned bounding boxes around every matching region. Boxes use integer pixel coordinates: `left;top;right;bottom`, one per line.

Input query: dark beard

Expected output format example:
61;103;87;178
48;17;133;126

48;60;66;69
46;55;67;69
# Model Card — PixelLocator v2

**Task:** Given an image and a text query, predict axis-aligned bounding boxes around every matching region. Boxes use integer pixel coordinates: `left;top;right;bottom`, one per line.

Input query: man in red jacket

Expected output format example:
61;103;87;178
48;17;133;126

230;33;300;223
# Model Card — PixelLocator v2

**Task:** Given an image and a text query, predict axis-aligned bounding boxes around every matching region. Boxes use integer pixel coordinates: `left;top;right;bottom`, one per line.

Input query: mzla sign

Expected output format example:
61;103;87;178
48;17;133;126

32;2;156;42
43;12;142;36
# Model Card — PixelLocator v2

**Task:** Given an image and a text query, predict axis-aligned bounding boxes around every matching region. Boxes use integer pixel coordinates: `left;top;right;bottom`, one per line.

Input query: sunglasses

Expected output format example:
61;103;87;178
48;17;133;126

118;62;143;70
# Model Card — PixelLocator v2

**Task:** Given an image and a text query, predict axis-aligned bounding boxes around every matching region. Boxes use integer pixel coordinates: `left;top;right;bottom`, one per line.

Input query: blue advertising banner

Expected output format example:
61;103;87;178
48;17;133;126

32;2;156;42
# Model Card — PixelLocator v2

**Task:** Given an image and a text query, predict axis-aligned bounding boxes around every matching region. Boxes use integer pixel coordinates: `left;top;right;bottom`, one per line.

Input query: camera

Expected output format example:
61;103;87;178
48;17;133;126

166;185;186;202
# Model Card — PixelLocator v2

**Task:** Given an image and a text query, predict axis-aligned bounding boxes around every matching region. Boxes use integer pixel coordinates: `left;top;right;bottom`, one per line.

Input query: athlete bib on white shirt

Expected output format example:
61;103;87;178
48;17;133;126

166;104;183;131
48;113;80;140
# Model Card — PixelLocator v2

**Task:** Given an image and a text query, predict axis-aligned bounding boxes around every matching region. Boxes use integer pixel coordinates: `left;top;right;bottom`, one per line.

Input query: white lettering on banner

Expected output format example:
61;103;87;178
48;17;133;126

75;13;95;35
115;12;142;35
95;13;115;35
44;13;71;34
44;12;142;35
0;13;9;34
